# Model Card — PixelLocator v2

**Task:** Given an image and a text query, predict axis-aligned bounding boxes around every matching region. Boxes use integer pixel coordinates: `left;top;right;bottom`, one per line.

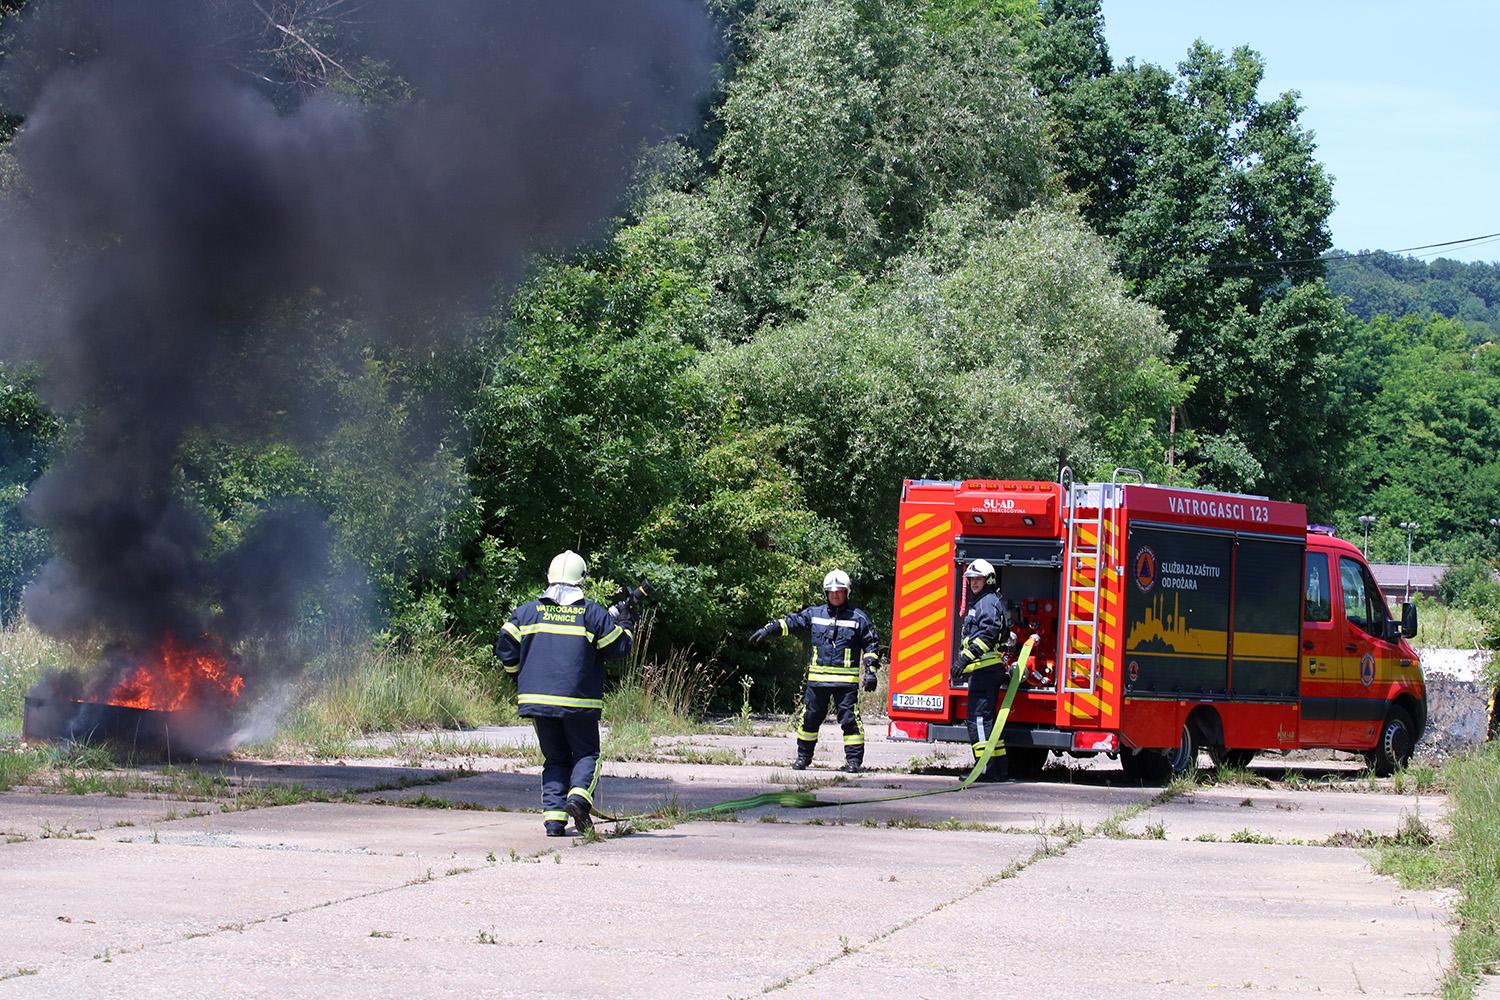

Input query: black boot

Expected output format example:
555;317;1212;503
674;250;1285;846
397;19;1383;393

565;795;593;835
791;755;812;770
544;820;567;837
840;761;863;774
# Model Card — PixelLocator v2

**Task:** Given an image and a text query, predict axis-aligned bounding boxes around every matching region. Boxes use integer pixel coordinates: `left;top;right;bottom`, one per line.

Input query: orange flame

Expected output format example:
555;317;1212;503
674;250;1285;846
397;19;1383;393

104;635;245;712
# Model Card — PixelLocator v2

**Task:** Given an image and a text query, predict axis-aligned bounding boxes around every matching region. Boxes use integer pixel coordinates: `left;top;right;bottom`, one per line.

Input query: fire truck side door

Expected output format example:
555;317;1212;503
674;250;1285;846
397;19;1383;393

1336;556;1394;747
1298;550;1340;746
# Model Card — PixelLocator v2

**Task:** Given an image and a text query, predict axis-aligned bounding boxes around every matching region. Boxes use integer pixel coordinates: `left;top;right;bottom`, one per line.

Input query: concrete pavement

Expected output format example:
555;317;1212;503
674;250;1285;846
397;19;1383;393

0;725;1465;998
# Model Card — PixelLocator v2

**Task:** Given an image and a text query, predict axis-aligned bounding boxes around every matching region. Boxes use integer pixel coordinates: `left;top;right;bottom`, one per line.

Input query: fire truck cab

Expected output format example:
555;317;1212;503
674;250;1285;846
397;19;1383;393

886;471;1426;782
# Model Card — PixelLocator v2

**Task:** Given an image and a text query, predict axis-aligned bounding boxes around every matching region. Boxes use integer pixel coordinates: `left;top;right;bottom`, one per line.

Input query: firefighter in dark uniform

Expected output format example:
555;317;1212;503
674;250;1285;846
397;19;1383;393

952;558;1015;782
749;569;880;772
495;550;633;837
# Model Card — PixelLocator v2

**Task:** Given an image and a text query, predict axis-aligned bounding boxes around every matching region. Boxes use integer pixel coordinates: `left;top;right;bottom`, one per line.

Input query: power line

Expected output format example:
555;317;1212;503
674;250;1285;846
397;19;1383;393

1200;230;1500;271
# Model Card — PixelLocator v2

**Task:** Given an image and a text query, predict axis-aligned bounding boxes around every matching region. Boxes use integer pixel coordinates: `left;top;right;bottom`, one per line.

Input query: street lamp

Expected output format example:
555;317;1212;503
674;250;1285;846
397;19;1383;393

1357;515;1376;556
1398;521;1420;602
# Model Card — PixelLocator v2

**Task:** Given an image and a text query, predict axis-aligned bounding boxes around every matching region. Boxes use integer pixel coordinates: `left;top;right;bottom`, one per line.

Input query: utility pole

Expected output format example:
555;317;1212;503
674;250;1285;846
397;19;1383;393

1358;514;1376;557
1398;521;1420;602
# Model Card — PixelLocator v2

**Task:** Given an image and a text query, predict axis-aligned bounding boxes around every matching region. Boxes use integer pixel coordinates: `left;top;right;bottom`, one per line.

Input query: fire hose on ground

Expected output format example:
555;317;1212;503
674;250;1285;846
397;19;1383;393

590;637;1038;825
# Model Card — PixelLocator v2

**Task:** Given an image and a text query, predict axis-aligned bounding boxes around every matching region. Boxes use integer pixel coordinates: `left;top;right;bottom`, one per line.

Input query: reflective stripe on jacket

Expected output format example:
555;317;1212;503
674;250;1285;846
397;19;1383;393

960;588;1009;677
495;597;632;717
775;603;880;687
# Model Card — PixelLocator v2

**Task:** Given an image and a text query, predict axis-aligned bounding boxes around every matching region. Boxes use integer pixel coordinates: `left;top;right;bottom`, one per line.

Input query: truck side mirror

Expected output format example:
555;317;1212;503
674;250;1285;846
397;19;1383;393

1401;602;1418;639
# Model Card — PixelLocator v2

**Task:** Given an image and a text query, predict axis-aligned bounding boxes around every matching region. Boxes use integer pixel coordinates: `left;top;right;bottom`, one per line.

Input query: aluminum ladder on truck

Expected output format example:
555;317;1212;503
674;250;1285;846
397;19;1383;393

1057;469;1140;717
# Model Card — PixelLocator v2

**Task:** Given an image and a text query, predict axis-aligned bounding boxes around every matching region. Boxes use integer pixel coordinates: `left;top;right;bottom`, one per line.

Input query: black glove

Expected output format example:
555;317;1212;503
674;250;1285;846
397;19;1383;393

861;670;877;692
748;622;777;646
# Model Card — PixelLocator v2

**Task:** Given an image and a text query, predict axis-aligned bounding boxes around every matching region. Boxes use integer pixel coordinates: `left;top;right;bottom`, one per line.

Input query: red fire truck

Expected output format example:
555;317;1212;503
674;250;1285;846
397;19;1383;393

886;471;1426;781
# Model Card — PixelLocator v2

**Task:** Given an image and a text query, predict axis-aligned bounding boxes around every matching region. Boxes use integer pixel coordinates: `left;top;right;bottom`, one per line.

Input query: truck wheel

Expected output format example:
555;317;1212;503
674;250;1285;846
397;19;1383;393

1366;706;1415;777
1207;747;1256;770
1008;747;1048;779
1163;722;1200;776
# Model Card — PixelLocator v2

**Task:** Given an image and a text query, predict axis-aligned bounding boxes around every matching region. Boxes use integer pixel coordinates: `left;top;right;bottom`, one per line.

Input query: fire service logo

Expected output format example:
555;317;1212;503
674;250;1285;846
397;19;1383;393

1134;546;1157;593
1360;653;1376;687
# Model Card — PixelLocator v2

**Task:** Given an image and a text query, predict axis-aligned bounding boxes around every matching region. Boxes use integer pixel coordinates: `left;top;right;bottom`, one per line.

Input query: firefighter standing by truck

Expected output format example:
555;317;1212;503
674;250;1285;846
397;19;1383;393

750;570;881;772
953;559;1015;782
495;550;633;837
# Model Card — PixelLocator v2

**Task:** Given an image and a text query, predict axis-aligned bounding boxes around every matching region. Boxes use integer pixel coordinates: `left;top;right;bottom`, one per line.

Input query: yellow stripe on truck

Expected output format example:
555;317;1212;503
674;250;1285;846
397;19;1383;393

898;608;946;640
903;522;951;552
900;565;947;597
897;651;945;682
900;586;949;616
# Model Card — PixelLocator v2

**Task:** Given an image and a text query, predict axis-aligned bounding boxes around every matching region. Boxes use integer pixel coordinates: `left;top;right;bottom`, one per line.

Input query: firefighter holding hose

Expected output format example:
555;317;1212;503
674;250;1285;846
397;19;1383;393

495;550;633;837
952;558;1015;782
749;570;881;772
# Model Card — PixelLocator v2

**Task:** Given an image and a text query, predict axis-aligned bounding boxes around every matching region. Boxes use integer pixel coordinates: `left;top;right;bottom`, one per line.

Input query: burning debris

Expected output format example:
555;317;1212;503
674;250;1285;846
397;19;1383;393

1;0;714;755
23;635;245;759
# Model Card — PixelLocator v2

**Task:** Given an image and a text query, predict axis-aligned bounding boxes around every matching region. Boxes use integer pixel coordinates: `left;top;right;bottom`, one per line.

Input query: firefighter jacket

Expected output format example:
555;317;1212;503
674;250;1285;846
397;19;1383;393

960;586;1012;679
774;602;880;687
494;596;632;718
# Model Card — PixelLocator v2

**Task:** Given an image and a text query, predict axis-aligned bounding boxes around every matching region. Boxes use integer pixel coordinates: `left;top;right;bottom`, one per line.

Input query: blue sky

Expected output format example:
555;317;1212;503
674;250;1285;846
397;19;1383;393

1101;2;1500;264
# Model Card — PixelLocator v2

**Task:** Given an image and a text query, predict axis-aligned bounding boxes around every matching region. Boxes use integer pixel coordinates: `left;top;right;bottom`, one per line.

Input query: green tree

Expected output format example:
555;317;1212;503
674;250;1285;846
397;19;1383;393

686;0;1049;336
701;205;1180;584
1339;315;1500;555
1028;4;1346;509
0;362;57;622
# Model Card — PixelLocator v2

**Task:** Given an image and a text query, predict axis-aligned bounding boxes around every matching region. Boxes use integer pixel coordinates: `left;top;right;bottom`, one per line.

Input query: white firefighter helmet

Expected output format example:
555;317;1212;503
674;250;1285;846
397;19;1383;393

964;558;996;585
823;569;851;593
547;550;588;586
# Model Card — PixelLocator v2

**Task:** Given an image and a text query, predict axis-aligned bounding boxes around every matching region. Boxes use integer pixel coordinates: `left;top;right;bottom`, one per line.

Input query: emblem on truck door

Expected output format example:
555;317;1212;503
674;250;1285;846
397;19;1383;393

1360;653;1376;687
1134;546;1157;593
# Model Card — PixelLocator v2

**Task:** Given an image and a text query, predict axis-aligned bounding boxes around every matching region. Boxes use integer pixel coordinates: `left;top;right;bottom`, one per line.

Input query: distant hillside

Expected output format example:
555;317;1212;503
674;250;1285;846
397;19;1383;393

1326;251;1500;341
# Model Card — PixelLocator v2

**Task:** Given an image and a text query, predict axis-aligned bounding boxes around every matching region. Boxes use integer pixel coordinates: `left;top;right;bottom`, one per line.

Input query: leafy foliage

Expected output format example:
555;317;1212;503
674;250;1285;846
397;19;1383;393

1028;2;1347;511
1;0;1494;706
702;205;1179;581
1327;250;1500;342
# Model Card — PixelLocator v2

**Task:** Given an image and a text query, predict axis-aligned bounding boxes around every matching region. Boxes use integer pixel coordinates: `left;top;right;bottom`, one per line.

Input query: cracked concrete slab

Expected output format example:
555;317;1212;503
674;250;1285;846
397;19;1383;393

769;838;1452;999
0;738;1462;999
164;759;463;794
0;792;227;841
115;801;563;861
0;836;423;976
1119;784;1448;842
0;822;1043;999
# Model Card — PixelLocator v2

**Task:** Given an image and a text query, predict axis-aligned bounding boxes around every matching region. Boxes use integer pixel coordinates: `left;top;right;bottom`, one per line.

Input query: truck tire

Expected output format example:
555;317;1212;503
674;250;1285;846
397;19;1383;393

1121;724;1199;785
1163;722;1200;776
1366;706;1415;777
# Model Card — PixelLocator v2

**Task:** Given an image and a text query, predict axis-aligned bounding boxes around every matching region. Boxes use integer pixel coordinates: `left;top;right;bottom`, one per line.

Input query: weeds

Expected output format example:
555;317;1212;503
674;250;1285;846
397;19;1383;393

1437;745;1500;997
1227;828;1275;844
0;743;47;790
606;616;720;734
0;622;80;738
266;635;510;754
735;675;756;735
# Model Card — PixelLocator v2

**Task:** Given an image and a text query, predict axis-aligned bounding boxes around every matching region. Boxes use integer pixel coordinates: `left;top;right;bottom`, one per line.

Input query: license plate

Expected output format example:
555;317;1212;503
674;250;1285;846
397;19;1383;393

892;693;944;711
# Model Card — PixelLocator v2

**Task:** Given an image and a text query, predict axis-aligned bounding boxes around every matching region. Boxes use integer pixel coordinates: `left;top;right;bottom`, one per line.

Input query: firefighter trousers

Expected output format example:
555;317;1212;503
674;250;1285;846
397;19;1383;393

532;716;602;823
965;671;1007;779
796;684;864;765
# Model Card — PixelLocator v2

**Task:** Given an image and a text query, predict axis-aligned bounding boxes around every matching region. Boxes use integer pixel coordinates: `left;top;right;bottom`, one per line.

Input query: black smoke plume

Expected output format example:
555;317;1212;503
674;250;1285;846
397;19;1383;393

0;0;714;740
